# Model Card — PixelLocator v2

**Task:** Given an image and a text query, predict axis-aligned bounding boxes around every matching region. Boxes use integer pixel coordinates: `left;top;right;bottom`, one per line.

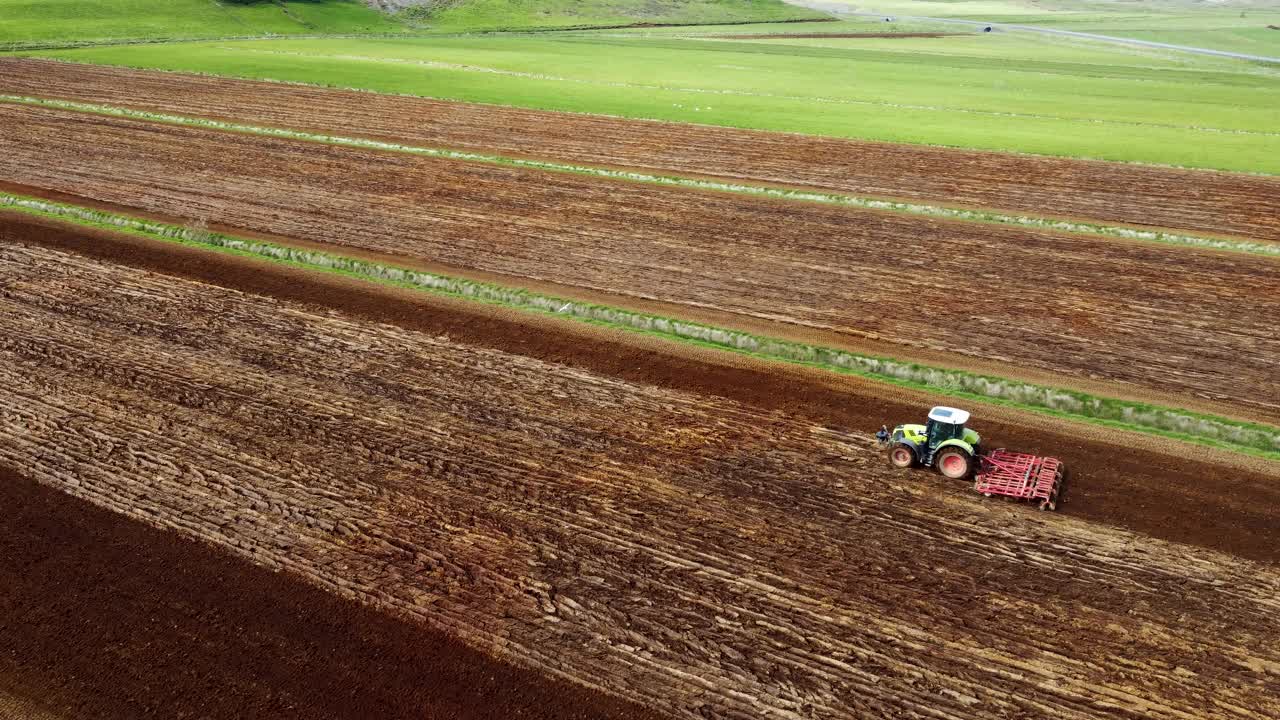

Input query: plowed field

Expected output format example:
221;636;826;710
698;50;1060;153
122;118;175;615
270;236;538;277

0;466;658;720
9;211;1280;565
3;58;1278;242
2;242;1278;720
2;103;1277;422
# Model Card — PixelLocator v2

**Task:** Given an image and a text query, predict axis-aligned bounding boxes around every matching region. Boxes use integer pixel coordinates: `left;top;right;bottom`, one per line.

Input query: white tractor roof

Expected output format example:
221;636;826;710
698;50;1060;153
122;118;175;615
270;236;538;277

928;406;970;425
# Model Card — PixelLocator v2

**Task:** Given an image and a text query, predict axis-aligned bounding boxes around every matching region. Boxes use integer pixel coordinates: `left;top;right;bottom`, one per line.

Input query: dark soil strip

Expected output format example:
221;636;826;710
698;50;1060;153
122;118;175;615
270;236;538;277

0;463;667;720
5;211;1278;566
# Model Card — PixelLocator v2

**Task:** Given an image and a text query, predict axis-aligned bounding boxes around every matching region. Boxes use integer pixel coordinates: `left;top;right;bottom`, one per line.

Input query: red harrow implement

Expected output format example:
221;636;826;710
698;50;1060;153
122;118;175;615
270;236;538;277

973;449;1065;511
882;407;1068;511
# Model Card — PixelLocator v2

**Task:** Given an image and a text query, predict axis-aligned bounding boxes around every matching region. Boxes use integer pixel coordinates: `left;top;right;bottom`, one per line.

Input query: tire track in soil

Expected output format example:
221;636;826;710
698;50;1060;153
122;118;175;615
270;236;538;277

2;57;1278;244
1;242;1277;720
0;103;1276;423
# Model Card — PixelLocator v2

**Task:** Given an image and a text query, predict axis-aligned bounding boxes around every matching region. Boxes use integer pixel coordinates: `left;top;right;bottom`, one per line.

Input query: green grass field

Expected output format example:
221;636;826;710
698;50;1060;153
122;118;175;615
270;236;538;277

606;16;1267;67
413;0;826;32
810;0;1280;56
0;0;825;48
0;0;405;47
5;0;1280;172
29;28;1280;174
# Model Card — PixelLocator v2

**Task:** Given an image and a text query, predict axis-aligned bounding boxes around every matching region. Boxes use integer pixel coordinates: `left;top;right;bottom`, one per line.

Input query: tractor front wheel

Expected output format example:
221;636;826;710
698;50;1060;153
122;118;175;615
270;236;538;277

935;447;973;479
888;444;916;469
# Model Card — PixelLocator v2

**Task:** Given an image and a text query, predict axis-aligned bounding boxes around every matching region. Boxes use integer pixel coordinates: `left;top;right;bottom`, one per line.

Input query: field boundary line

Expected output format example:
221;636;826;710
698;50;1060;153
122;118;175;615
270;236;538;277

2;93;1274;257
3;190;1277;461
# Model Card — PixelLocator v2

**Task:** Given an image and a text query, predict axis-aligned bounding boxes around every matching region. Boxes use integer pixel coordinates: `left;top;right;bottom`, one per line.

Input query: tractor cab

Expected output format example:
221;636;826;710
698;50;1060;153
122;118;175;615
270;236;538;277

925;406;969;448
888;406;981;479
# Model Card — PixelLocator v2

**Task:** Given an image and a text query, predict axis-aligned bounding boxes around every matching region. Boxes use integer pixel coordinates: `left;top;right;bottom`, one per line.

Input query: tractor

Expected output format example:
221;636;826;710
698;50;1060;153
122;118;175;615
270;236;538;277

884;406;1066;510
886;406;980;479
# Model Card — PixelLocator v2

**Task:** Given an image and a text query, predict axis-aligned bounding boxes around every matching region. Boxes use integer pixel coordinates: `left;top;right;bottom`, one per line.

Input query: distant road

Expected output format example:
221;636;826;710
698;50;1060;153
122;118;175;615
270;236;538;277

787;1;1280;64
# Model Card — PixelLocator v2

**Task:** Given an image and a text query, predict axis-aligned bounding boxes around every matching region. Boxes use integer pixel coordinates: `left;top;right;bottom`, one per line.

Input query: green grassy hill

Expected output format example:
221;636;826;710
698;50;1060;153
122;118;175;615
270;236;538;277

0;0;404;48
0;0;829;47
409;0;829;33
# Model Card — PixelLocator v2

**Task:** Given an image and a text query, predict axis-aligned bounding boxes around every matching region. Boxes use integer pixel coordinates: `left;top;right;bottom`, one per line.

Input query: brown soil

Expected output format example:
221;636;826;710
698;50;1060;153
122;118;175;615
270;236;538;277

0;465;665;720
2;238;1278;720
8;178;1261;429
2;102;1276;423
5;212;1278;567
2;57;1276;243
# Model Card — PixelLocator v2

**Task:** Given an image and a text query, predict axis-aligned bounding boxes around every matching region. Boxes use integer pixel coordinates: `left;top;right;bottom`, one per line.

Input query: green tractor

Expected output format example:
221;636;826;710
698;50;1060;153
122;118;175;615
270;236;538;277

886;406;981;479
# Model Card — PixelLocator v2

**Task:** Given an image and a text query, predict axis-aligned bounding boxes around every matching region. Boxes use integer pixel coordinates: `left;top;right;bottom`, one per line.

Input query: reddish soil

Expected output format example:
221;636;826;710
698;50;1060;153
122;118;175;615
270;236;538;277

2;237;1278;720
5;212;1279;567
2;57;1276;243
2;102;1277;423
0;464;664;720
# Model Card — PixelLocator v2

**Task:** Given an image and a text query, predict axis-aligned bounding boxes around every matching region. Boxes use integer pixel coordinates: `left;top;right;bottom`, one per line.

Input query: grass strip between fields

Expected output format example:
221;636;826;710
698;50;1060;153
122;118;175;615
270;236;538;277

2;93;1274;258
0;33;420;53
3;190;1277;461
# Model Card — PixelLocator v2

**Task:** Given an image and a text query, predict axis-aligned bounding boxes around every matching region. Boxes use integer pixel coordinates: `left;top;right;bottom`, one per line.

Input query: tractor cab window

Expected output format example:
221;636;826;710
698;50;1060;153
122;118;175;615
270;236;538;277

925;419;962;447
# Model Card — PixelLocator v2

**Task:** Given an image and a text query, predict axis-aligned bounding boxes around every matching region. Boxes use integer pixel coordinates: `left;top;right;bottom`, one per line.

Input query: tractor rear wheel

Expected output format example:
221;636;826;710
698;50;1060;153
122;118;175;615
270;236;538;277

935;447;973;479
888;444;916;468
